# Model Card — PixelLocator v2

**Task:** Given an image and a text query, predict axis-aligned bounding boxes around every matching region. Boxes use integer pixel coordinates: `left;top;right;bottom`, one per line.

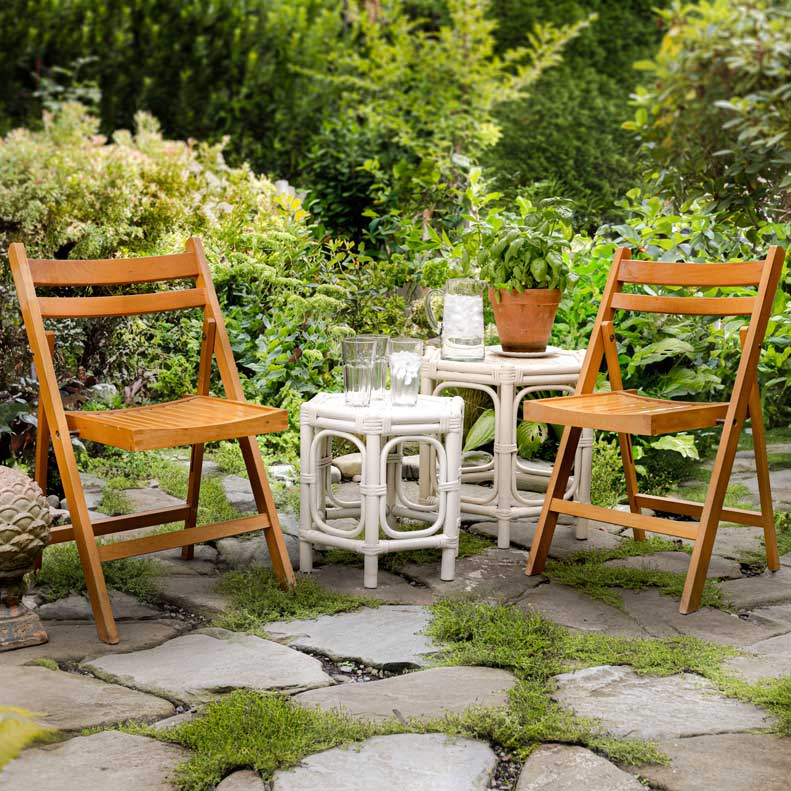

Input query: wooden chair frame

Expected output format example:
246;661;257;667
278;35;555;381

10;237;296;644
525;245;785;613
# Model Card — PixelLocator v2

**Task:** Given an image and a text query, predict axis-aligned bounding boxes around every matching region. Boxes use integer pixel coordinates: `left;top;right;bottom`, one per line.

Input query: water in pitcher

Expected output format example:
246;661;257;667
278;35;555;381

441;293;485;360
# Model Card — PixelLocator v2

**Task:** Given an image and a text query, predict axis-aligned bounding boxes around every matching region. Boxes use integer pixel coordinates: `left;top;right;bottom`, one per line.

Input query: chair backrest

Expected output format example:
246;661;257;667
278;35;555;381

8;236;248;417
574;245;786;404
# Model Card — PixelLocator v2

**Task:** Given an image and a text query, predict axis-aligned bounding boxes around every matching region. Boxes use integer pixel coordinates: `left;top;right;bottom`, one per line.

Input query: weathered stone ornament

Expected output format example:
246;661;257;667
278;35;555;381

0;466;51;650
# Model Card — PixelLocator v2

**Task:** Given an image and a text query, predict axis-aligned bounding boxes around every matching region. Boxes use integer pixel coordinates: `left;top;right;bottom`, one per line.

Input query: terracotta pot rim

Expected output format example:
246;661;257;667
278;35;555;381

487;287;562;298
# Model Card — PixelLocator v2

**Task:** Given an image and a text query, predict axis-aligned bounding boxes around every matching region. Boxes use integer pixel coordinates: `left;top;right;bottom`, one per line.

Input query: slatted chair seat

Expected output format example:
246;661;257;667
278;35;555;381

9;236;296;645
524;391;729;435
66;396;287;451
523;245;785;616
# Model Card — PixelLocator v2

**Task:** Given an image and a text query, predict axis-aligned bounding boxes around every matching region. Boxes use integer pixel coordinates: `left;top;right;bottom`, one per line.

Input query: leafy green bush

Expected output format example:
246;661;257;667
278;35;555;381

0;105;407;465
485;0;670;227
626;1;791;223
552;192;791;433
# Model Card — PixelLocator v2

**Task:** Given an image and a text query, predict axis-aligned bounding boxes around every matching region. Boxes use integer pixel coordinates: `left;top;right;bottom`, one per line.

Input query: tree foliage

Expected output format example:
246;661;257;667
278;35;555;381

626;0;791;223
484;0;669;227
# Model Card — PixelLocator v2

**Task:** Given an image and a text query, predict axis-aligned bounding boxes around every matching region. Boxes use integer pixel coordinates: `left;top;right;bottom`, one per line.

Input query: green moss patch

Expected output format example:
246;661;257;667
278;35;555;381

212;568;377;633
130;691;405;791
543;537;726;610
35;542;161;604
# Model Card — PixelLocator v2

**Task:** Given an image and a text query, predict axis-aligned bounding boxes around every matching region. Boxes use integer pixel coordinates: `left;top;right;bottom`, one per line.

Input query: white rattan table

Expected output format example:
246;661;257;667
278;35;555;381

299;392;464;588
419;345;593;548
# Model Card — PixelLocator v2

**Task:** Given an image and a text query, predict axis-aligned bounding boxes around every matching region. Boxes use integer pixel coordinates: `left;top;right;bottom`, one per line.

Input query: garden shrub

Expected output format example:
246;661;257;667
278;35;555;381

485;0;671;227
552;192;791;434
626;0;791;224
0;104;407;465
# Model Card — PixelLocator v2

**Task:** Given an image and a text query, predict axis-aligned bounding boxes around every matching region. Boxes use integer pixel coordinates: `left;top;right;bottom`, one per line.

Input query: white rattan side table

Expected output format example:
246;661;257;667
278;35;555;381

419;346;594;548
299;392;464;588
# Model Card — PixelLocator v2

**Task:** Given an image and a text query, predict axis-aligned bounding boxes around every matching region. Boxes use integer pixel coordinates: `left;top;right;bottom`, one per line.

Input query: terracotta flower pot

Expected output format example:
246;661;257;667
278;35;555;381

488;288;562;353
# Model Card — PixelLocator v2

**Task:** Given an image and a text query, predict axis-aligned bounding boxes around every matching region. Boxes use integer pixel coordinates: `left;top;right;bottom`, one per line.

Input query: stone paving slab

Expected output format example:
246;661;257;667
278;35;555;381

124;486;186;512
516;744;642;791
516;584;647;637
216;533;300;570
266;605;437;669
720;567;791;610
37;591;162;621
306;565;435;605
733;467;791;510
605;551;742;579
0;730;188;791
634;734;791;791
294;666;516;722
82;628;333;704
0;665;174;732
0;618;189;667
468;521;622;557
619;589;778;646
216;770;268;790
744;603;791;631
552;665;772;740
271;733;497;791
153;545;219;576
724;631;791;682
400;548;545;603
155;574;233;616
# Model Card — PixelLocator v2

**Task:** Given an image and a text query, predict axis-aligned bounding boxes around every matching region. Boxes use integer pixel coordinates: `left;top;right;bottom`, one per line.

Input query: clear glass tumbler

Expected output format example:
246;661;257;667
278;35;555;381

342;337;376;406
357;335;390;400
389;338;424;406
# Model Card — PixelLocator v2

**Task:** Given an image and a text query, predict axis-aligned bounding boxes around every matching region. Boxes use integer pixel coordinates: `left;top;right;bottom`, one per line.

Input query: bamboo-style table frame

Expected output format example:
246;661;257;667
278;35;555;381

419;346;593;548
299;392;464;587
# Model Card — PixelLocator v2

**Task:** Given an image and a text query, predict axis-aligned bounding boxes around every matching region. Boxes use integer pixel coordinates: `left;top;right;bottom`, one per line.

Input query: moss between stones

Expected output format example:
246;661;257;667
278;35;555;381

34;542;161;604
130;591;791;791
543;536;727;611
212;568;378;633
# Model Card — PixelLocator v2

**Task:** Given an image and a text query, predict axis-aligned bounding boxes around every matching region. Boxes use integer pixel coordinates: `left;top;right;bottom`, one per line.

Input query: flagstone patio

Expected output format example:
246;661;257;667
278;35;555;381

1;448;790;791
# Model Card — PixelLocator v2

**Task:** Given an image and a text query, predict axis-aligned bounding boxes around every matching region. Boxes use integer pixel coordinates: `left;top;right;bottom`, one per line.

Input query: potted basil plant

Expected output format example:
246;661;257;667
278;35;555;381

478;198;573;353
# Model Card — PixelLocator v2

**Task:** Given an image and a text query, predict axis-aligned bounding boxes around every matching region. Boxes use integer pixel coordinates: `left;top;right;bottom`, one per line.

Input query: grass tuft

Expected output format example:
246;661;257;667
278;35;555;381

34;542;161;603
128;691;404;790
25;658;59;671
543;537;726;610
212;568;377;632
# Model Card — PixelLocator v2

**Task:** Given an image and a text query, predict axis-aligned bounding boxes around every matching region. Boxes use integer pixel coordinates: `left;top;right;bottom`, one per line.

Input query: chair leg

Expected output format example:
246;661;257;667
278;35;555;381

526;426;582;575
749;388;778;569
181;443;205;560
238;435;296;588
680;411;746;614
32;401;50;573
55;445;119;643
618;434;647;541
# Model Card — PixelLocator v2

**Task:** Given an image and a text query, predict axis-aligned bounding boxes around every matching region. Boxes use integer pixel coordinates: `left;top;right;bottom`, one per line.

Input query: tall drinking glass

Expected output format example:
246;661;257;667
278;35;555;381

389;338;424;406
357;335;390;400
342;337;376;406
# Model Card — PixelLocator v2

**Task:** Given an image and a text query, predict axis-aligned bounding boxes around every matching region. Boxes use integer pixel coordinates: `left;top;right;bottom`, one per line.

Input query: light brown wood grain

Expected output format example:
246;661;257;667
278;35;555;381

10;238;296;644
618;259;764;286
524;245;786;616
29;252;198;286
38;288;206;318
610;292;755;315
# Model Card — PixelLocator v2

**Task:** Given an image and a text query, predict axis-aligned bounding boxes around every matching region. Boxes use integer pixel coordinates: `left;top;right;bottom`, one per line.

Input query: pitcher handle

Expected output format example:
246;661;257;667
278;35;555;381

424;289;443;335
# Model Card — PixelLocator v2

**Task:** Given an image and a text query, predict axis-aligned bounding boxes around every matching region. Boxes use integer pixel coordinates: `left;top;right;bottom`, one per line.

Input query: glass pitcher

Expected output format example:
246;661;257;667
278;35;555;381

424;278;485;361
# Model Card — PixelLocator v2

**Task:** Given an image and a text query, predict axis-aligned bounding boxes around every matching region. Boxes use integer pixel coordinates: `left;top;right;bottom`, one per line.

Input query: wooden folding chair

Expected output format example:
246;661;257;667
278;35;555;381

524;245;785;613
9;237;296;644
